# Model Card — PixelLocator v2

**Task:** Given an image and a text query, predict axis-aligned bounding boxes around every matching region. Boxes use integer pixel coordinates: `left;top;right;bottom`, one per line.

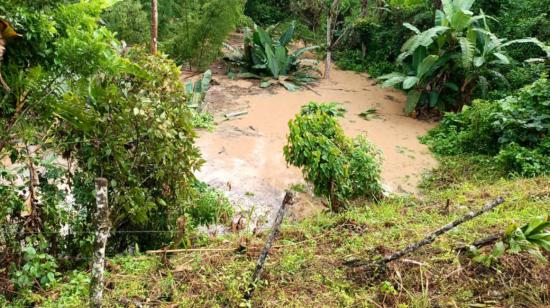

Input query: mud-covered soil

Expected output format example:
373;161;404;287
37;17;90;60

192;67;437;225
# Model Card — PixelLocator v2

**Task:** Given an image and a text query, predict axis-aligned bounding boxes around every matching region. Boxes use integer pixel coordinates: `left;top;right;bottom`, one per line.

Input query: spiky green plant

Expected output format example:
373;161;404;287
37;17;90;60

224;21;320;91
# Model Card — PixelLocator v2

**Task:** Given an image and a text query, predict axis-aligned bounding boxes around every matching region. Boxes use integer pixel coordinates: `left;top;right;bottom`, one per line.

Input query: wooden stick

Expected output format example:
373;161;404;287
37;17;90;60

145;247;235;254
244;191;295;300
382;197;505;264
224;111;248;119
454;233;504;252
90;178;111;308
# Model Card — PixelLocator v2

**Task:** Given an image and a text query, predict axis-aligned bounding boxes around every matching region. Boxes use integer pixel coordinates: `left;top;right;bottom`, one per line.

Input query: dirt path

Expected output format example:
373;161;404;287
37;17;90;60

194;68;436;225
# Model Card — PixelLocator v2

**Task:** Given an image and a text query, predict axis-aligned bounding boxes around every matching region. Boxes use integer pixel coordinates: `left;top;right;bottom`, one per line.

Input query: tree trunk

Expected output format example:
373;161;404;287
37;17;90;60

150;0;158;55
325;0;341;80
325;12;332;79
90;178;111;308
360;0;369;17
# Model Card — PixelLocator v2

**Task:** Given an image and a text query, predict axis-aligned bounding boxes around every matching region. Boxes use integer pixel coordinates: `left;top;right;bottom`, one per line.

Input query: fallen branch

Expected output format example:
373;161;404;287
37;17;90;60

382;197;505;264
454;232;504;253
244;191;295;300
225;110;248;120
304;84;321;96
145;247;235;254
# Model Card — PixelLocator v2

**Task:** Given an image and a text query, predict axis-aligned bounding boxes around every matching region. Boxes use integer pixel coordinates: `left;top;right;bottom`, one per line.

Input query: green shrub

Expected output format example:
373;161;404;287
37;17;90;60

185;182;233;227
244;0;291;26
164;0;244;69
334;2;433;77
284;102;382;211
422;77;550;177
102;0;149;45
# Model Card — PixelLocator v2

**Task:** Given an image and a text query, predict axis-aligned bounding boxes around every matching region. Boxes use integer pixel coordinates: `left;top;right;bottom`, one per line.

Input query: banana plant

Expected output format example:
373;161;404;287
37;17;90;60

379;0;550;114
224;22;320;91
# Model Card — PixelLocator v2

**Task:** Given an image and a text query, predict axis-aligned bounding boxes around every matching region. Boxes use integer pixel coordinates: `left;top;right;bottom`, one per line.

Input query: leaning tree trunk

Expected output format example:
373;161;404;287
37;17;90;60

150;0;158;55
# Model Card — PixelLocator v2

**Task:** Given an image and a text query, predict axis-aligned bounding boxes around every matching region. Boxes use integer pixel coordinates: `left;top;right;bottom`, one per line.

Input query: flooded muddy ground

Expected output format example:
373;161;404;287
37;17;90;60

193;67;437;226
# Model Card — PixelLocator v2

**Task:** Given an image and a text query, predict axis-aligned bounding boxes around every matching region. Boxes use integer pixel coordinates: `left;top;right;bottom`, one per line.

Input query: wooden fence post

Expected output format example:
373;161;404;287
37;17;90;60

90;178;110;308
244;191;295;300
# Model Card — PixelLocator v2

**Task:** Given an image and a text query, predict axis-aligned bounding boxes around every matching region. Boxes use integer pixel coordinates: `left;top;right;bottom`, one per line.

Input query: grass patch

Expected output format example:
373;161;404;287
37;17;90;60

14;161;550;307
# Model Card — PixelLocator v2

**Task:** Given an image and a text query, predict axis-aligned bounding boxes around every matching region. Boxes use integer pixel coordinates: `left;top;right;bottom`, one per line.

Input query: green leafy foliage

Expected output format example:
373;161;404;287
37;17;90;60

379;0;549;114
300;101;347;117
472;216;550;266
0;1;230;298
226;22;320;90
11;245;58;289
284;102;382;210
101;0;149;45
53;49;203;247
185;182;233;227
334;2;434;77
421;77;550;177
244;0;291;26
163;0;245;69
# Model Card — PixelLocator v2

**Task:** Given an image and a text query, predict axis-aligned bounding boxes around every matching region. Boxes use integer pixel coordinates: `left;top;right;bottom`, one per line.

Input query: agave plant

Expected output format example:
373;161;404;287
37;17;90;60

379;0;550;114
224;22;320;91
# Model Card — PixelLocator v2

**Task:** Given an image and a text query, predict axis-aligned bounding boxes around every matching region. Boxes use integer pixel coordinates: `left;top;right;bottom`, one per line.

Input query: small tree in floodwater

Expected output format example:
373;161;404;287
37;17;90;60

284;102;383;211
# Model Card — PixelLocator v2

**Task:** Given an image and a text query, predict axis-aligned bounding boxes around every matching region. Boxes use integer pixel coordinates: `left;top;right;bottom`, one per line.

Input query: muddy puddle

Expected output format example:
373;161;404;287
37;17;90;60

193;68;437;226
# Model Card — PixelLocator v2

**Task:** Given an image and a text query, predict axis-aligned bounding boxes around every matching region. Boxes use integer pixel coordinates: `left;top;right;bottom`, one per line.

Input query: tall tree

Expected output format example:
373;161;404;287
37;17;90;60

150;0;158;54
325;0;341;79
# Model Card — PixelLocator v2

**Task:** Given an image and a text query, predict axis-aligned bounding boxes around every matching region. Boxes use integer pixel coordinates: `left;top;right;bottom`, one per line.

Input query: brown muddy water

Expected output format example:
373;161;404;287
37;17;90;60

193;68;437;228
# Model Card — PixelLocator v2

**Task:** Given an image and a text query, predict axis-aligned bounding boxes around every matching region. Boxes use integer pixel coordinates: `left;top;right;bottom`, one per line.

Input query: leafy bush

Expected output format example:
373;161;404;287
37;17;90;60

102;0;149;45
379;0;549;114
244;0;291;26
284;102;382;210
0;1;230;298
422;77;550;177
53;49;203;248
163;0;245;69
11;245;58;289
185;182;233;227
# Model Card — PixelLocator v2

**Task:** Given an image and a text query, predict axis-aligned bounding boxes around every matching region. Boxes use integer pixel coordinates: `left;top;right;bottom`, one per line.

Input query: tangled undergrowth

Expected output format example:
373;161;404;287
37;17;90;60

6;164;549;307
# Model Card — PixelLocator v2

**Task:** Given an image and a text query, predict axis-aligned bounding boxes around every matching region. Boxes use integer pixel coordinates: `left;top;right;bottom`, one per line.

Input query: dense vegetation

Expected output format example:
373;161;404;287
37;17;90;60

1;0;549;306
0;0;230;297
422;77;550;177
379;0;548;114
103;0;246;69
